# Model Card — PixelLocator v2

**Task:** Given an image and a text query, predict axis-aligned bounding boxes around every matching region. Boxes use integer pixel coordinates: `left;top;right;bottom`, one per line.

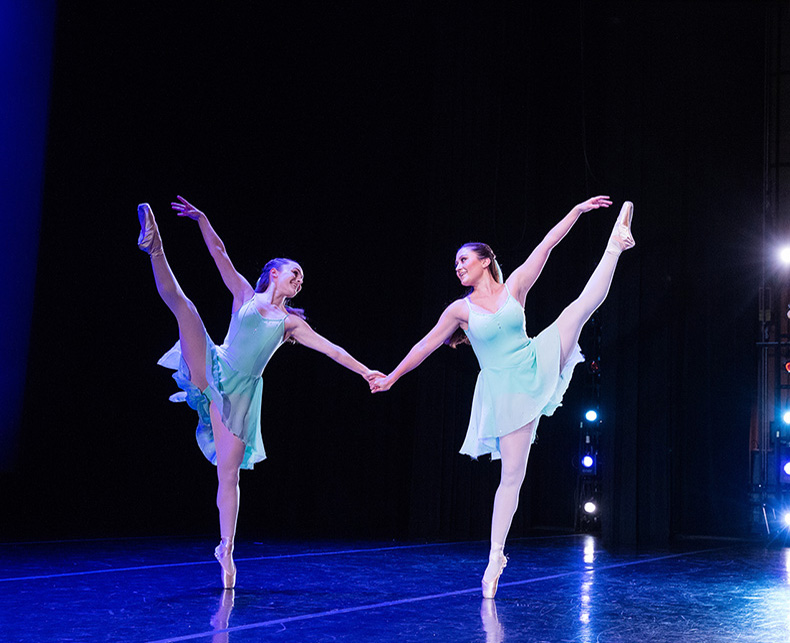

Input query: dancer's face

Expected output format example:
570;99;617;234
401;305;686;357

455;247;490;287
272;262;303;297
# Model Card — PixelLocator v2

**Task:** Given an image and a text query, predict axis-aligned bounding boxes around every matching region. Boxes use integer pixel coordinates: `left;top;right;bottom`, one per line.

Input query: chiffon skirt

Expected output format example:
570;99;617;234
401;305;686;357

158;334;267;470
460;322;584;460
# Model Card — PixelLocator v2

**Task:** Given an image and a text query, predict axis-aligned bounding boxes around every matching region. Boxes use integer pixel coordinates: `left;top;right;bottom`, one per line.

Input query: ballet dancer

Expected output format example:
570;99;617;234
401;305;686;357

138;196;381;589
370;196;634;598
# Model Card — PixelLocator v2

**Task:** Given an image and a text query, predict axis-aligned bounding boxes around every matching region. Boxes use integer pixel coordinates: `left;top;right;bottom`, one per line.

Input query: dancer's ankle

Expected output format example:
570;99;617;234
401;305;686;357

489;541;504;558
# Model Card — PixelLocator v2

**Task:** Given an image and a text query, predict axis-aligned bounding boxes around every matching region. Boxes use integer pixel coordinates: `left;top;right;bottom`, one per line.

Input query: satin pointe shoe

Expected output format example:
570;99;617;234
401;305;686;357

214;539;236;590
481;550;507;599
606;200;635;255
137;203;163;257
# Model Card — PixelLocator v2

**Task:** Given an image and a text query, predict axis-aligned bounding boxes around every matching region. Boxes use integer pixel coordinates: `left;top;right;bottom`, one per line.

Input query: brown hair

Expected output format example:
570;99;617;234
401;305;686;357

446;243;502;348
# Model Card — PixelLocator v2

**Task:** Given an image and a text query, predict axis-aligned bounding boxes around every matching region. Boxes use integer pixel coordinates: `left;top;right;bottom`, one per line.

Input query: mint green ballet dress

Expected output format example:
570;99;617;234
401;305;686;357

157;297;287;470
459;285;584;460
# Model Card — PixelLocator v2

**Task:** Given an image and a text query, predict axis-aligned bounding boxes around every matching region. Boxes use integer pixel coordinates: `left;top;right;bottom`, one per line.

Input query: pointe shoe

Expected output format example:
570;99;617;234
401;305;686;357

606;200;635;255
214;539;236;589
137;203;163;257
481;550;507;599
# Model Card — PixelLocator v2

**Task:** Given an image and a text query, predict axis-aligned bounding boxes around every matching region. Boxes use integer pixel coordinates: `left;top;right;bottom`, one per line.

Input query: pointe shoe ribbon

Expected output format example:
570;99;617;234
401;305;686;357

137;203;163;257
606;201;635;255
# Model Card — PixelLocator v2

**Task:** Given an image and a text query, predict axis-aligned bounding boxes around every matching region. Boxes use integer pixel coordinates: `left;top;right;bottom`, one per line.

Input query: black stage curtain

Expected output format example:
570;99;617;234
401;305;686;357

4;1;765;545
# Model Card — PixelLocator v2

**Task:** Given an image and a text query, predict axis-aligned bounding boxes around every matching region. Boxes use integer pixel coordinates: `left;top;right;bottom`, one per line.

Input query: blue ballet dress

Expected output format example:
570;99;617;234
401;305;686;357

459;285;584;460
157;297;287;470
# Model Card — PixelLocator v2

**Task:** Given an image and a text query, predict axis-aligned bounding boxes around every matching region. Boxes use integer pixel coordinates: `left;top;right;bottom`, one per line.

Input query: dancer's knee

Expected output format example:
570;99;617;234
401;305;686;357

217;462;241;488
499;463;527;491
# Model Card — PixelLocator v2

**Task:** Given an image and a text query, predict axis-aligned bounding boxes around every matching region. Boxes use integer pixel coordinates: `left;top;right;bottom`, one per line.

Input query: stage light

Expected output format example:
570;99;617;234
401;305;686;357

582;455;594;469
780;247;790;265
783;512;790;527
783;411;790;425
784;462;790;476
583;501;597;514
585;410;598;422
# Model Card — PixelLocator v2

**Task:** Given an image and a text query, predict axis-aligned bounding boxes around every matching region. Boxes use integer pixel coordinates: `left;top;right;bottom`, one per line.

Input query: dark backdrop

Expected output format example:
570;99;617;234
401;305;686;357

2;1;767;545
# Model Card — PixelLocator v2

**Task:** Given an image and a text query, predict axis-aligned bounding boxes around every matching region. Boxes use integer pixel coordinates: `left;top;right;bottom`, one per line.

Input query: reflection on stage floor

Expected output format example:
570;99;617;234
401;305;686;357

1;533;788;642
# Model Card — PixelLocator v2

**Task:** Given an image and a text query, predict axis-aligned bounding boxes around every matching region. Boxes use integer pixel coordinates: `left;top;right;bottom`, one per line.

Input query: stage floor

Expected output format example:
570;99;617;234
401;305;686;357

1;533;788;642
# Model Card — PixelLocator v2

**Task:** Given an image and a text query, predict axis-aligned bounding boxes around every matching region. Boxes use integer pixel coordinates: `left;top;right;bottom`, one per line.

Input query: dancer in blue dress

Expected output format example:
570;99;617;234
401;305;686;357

371;196;634;598
138;196;381;589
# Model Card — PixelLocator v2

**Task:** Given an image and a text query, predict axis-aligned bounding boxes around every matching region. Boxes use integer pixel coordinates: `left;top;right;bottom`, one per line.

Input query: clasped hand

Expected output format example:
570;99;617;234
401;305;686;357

368;373;391;393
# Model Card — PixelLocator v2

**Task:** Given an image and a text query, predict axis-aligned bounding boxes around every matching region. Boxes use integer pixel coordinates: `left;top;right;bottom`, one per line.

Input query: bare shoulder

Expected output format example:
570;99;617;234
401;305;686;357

445;297;469;323
231;286;257;314
284;314;309;332
504;275;528;307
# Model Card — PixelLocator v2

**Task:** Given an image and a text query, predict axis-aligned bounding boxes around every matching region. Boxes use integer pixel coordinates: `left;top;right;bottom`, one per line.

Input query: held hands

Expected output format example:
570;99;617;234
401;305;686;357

171;195;205;220
576;195;612;213
363;369;386;384
369;374;393;393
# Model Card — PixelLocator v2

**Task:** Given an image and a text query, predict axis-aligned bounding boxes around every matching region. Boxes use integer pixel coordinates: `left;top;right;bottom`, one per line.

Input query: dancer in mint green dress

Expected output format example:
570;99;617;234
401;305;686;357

371;196;635;598
138;196;380;589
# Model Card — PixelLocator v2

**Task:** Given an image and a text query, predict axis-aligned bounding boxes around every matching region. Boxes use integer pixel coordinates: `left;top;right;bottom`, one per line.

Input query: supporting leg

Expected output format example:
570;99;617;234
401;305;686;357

483;420;537;597
210;402;246;589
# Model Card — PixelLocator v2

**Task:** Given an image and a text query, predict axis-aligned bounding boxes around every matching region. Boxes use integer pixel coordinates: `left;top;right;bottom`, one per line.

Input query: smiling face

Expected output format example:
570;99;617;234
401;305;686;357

272;261;303;297
455;245;491;287
256;258;304;298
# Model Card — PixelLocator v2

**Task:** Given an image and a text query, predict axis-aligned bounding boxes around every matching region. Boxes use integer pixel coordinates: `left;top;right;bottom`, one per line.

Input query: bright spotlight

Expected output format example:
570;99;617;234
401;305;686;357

780;247;790;265
784;462;790;476
783;411;790;425
582;455;594;468
583;501;597;514
585;410;598;422
783;512;790;527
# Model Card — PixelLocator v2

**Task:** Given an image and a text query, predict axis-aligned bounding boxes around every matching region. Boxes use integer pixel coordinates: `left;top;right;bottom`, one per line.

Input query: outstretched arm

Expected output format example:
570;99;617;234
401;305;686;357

287;317;383;382
370;300;467;393
506;196;611;305
171;196;254;309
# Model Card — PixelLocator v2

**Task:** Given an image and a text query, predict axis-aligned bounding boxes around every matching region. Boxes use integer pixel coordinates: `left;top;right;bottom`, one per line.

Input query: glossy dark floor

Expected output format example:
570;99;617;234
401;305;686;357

2;534;788;642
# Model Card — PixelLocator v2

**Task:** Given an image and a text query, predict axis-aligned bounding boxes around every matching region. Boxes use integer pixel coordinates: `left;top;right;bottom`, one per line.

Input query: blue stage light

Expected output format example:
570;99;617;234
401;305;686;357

585;410;598;422
784;411;790;425
784;462;790;477
784;512;790;527
582;455;594;469
780;247;790;265
583;501;597;514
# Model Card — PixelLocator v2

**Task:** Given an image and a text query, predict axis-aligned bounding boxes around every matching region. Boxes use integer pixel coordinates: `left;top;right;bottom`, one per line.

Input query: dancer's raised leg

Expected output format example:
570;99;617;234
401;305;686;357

138;203;210;391
555;201;635;363
483;420;537;597
210;403;246;589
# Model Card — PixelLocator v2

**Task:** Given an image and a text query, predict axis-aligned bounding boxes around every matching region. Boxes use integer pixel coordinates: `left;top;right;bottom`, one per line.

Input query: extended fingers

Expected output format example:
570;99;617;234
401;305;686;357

171;195;195;210
171;196;202;217
591;195;612;208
